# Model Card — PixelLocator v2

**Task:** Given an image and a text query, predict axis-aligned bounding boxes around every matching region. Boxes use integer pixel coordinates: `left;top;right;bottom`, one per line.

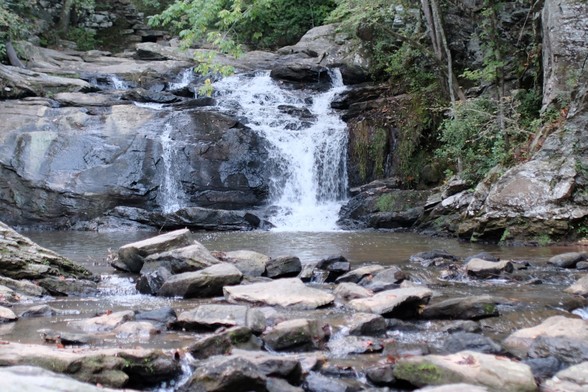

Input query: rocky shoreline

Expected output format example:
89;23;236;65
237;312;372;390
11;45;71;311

1;223;587;391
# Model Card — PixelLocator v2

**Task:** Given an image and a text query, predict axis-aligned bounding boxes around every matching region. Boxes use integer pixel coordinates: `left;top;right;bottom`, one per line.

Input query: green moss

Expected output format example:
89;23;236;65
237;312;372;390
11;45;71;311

483;303;497;315
394;361;444;385
375;193;397;212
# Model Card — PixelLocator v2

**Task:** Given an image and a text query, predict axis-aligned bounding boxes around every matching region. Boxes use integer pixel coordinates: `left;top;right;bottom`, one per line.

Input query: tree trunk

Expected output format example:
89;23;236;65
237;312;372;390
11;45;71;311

6;40;25;68
58;0;75;34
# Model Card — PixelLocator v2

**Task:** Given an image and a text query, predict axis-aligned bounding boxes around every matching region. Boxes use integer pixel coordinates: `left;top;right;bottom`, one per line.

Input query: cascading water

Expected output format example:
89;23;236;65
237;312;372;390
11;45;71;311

168;67;195;91
158;123;183;213
109;74;129;90
214;69;348;231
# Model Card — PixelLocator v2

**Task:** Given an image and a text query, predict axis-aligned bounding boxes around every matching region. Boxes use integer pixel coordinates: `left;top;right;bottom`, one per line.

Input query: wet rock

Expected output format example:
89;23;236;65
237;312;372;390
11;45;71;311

142;242;221;274
18;304;60;318
39;330;96;346
158;263;242;298
0;285;26;305
358;266;405;292
0;64;91;99
465;258;513;278
262;318;329;351
420;295;501;320
267;377;304;392
215;250;270;277
270;64;330;87
502;316;588;359
122;88;180;104
463;252;500;263
440;320;481;334
171;304;266;333
0;342;180;388
37;276;98;297
0;366;122;392
265;256;302;278
348;286;432;319
542;361;588;392
70;310;135;333
135;307;177;326
0;276;47;297
335;265;385;283
231;349;303;384
528;335;588;365
415;384;489;392
151;208;264;231
334;282;372;301
564;275;588;296
346;313;387;336
135;266;171;295
327;335;383;356
182;356;267;392
522;357;563;380
548;252;588;268
315;255;350;282
366;363;396;386
409;250;458;267
224;278;335;310
303;372;362;392
393;351;536;391
185;327;253;359
115;228;195;273
577;261;588;270
441;332;502;354
114;321;160;340
0;306;17;323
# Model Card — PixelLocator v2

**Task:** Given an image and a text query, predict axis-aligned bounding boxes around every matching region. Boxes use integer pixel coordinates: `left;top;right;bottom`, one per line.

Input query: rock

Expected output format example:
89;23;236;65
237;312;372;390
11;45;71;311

548;252;588;268
36;277;98;297
542;361;588;392
415;384;489;392
216;250;270;277
565;275;588;296
142;241;220;274
0;285;25;305
70;310;135;333
441;332;502;354
347;286;433;318
366;364;396;386
346;312;387;336
465;258;513;278
267;377;304;392
231;349;303;384
335;265;385;283
420;295;501;320
393;351;536;391
113;321;160;341
183;356;267;392
463;252;500;263
0;342;180;388
528;335;588;365
150;207;263;231
265;256;302;278
18;304;60;318
224;278;335;310
502;316;588;359
158;263;242;298
327;335;383;356
135;266;171;295
522;357;563;380
0;366;123;392
135;307;177;326
358;266;405;292
303;372;362;392
53;92;122;107
116;228;195;273
0;306;17;323
122;88;180;104
0;276;47;297
171;304;266;333
409;250;458;267
0;64;91;99
334;282;373;301
270;64;331;87
262;318;329;351
315;255;350;282
185;327;253;359
577;262;588;270
39;330;96;346
440;320;481;334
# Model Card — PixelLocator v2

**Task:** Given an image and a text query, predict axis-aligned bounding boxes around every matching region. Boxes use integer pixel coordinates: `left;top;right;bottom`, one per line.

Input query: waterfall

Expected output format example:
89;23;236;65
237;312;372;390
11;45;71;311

158;124;183;213
214;69;348;231
109;75;129;90
168;68;195;91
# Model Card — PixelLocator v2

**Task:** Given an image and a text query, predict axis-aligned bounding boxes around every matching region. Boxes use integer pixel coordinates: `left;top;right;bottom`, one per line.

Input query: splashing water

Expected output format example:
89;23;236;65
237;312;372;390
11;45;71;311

214;69;348;231
110;75;129;90
168;68;195;91
158;124;183;213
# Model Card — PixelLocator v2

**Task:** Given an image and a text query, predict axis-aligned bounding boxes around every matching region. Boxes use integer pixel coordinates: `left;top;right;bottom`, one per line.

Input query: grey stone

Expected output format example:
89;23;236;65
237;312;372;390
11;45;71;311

142;241;220;274
183;356;267;392
158;263;242;298
265;256;302;279
334;282;373;301
549;252;588;268
216;250;270;277
421;295;502;320
565;275;588;296
262;318;329;351
348;286;432;318
171;304;266;333
542;361;588;392
465;258;513;278
335;265;385;283
346;312;387;336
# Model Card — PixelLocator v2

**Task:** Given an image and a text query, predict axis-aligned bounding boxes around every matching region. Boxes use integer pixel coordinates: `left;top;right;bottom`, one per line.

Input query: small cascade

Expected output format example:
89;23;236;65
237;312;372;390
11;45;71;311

213;69;348;231
168;67;195;91
158;124;184;213
109;75;130;90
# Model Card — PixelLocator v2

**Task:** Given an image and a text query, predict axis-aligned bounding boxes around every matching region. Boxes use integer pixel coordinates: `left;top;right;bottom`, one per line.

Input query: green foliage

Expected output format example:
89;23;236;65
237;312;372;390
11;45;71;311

66;27;99;51
375;193;396;212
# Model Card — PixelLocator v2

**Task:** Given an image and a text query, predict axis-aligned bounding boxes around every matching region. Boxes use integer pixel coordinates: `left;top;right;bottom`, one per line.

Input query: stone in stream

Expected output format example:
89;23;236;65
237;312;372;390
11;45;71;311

70;310;135;333
347;286;433;318
548;252;588;268
215;250;270;277
463;252;500;263
334;282;373;301
262;318;329;351
39;329;97;346
185;326;254;359
358;266;406;292
0;342;180;388
18;304;60;318
265;256;302;278
224;278;335;309
158;262;242;298
113;321;160;341
0;285;27;306
315;255;350;282
231;349;304;384
0;306;17;323
36;276;98;296
303;372;365;392
542;361;588;392
114;228;195;273
327;335;383;356
335;264;385;283
182;356;267;392
366;363;396;387
414;384;490;392
420;295;503;320
393;350;536;391
0;276;47;297
0;366;124;392
345;312;387;336
409;250;458;267
135;307;177;326
464;258;513;278
440;332;502;354
564;274;588;296
171;304;266;333
141;242;221;274
135;266;172;295
502;316;588;361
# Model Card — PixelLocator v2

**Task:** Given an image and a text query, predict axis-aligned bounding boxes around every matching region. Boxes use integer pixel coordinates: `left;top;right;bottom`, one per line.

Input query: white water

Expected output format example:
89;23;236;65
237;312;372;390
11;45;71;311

158;124;183;213
168;68;195;91
110;75;129;90
213;69;348;231
133;101;166;110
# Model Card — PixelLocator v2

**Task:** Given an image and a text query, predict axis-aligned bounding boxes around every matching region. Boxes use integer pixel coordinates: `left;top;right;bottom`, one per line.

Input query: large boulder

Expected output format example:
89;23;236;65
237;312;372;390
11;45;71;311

158;263;243;298
262;318;329;352
224;278;335;310
565;275;588;297
171;304;266;333
141;241;220;274
421;295;501;320
182;356;267;392
347;286;433;318
0;64;91;99
542;361;588;392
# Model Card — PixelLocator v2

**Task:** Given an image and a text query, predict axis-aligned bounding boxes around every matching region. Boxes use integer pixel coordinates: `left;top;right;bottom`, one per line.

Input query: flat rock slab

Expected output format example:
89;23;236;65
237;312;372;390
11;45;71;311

172;304;266;333
142;242;220;274
216;250;270;277
393;350;536;391
347;286;432;318
543;361;588;392
70;310;135;333
158;263;242;298
502;315;588;358
465;258;513;278
224;278;335;309
116;228;195;273
548;252;587;268
262;318;329;351
414;383;489;392
0;306;17;323
335;265;385;283
564;275;588;296
420;295;503;320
